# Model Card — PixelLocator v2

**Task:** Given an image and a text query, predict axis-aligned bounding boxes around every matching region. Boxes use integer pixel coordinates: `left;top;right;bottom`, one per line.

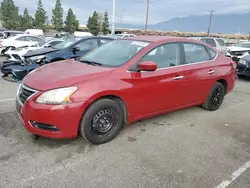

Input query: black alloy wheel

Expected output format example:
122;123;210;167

202;82;225;111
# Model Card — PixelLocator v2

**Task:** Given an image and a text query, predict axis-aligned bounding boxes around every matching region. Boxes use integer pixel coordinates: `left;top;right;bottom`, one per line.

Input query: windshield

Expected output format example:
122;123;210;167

238;43;250;48
53;38;80;49
79;40;150;67
37;40;46;47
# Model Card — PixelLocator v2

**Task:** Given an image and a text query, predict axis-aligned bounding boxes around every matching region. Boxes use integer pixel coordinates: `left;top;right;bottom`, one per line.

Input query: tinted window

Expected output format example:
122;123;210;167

183;43;211;64
200;39;216;47
16;36;28;41
80;40;150;67
49;41;63;47
26;36;43;42
141;43;181;69
76;39;99;51
216;39;225;46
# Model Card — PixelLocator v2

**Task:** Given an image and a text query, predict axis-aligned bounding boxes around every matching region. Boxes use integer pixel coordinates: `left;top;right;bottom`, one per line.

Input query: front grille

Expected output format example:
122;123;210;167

12;54;21;60
18;84;37;105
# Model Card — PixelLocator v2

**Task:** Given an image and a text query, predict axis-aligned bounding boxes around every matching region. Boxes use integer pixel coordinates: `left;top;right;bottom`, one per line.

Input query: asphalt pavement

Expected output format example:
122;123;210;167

0;56;250;188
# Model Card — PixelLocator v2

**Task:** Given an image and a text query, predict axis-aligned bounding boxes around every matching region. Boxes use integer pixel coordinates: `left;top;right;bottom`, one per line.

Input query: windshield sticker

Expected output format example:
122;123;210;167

131;41;148;47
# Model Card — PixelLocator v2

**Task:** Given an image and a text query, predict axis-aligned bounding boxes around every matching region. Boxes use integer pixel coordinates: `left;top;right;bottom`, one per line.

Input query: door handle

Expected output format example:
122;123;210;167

173;75;184;80
208;70;215;74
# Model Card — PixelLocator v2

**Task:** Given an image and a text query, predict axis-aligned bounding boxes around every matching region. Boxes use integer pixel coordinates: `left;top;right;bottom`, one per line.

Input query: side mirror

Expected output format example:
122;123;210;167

72;46;80;52
137;61;157;72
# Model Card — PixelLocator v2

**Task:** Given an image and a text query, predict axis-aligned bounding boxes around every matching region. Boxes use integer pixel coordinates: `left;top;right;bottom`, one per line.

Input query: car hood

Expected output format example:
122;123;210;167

227;46;250;52
23;47;59;58
23;59;113;91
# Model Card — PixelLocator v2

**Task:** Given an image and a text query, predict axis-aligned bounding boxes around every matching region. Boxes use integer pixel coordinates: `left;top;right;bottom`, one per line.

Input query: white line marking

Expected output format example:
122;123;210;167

0;98;15;102
215;160;250;188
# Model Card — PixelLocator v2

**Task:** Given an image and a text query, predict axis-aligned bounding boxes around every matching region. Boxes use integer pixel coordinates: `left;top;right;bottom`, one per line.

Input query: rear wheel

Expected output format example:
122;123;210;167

79;99;123;144
202;82;225;111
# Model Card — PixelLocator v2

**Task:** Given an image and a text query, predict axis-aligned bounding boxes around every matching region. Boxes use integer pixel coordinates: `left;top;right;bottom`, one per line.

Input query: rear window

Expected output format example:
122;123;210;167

216;39;225;46
200;39;216;47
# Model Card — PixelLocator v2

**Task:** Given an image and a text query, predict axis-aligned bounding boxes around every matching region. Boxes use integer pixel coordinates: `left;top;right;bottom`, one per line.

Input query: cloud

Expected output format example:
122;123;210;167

14;0;250;24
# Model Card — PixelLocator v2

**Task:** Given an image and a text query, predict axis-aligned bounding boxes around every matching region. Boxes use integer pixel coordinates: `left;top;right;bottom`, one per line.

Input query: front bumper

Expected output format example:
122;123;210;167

16;93;85;139
236;63;250;76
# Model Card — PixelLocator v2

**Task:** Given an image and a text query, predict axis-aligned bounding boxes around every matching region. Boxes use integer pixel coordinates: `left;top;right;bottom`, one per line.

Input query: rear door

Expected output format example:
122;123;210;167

180;42;218;105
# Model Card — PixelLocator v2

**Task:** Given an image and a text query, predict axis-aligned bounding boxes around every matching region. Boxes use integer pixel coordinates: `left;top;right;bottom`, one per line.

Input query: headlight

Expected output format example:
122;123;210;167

36;87;78;104
29;55;46;63
238;59;247;65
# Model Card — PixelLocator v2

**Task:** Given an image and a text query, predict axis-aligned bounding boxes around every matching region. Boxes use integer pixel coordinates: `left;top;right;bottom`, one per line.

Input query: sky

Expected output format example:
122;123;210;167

13;0;250;25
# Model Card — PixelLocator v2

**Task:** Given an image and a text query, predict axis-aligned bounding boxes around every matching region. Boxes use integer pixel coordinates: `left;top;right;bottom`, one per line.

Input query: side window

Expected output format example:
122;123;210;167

0;33;4;38
100;39;112;45
183;43;211;64
76;39;99;51
200;39;216;47
141;43;181;69
16;36;28;41
206;47;217;59
26;36;43;42
49;41;62;46
215;39;225;46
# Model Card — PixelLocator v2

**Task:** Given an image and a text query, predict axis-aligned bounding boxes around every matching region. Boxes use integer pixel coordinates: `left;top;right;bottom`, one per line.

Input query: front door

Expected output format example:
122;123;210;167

125;42;189;118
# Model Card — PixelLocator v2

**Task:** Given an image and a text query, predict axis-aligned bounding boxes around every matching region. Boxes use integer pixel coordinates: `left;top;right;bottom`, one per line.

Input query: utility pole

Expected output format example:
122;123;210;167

207;10;215;36
145;0;149;32
111;0;116;35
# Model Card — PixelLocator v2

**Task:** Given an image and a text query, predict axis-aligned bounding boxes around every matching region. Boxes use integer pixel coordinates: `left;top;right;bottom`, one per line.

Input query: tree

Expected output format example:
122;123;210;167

20;8;33;30
65;8;79;33
102;11;110;35
0;0;19;29
87;11;100;36
97;12;104;31
35;0;47;30
51;0;63;31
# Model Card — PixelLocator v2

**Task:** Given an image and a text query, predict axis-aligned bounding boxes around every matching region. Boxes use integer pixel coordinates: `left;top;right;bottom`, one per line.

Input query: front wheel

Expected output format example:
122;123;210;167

202;82;225;111
79;99;123;144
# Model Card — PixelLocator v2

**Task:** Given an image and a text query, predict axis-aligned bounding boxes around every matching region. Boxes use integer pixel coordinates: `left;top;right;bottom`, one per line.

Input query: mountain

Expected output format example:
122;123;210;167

116;13;250;34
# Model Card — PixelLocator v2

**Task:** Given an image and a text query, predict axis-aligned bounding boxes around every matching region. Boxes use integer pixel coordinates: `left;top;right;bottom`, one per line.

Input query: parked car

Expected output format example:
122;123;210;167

25;29;44;36
16;36;236;144
5;39;64;62
0;30;25;39
1;36;113;81
226;42;250;63
190;37;227;55
115;33;136;39
236;54;250;78
0;34;46;55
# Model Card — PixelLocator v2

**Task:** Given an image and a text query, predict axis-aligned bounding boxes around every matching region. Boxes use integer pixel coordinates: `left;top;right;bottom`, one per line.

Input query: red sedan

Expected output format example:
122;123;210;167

16;36;236;144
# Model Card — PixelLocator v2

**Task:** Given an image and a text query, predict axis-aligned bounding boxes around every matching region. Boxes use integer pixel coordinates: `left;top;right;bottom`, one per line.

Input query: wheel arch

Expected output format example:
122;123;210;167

216;79;227;92
83;95;128;126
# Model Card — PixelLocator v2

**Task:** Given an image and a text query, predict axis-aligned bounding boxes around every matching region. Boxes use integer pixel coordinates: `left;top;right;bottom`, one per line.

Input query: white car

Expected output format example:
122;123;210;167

5;39;64;62
115;34;136;39
0;34;46;55
226;42;250;63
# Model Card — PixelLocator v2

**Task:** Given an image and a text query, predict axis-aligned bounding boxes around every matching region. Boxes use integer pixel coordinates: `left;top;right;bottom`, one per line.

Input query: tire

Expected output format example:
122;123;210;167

79;98;123;144
202;82;226;111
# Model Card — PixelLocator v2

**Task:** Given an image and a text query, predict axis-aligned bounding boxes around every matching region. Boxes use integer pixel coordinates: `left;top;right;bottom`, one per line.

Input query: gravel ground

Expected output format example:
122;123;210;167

0;56;250;188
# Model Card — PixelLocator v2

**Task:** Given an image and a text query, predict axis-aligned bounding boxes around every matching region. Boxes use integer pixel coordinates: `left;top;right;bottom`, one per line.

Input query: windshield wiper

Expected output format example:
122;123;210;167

79;60;102;66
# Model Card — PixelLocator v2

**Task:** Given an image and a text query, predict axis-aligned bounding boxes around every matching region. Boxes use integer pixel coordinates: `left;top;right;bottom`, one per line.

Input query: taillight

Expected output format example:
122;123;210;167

231;61;237;69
